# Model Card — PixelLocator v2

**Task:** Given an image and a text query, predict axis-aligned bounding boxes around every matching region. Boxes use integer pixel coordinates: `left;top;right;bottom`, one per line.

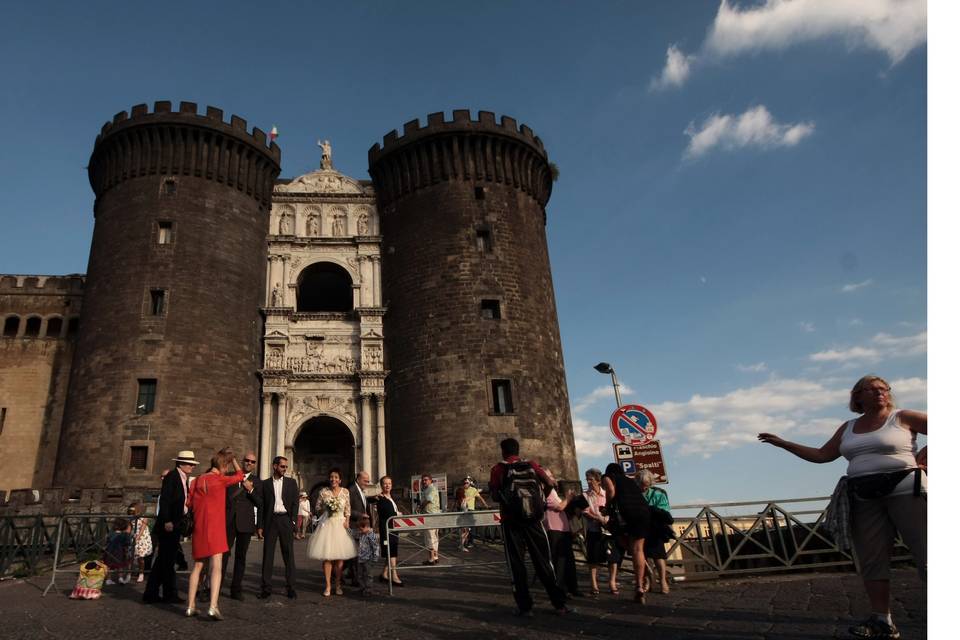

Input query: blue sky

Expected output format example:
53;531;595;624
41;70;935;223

0;1;930;505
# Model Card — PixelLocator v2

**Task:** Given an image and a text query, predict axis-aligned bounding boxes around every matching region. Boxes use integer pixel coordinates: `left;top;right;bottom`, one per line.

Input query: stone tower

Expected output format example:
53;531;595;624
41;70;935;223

368;110;578;484
54;101;281;487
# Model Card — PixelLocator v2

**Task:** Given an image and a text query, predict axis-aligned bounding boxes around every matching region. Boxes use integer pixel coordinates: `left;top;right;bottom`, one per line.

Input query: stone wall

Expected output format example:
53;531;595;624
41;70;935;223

369;111;579;484
0;275;83;492
54;102;281;487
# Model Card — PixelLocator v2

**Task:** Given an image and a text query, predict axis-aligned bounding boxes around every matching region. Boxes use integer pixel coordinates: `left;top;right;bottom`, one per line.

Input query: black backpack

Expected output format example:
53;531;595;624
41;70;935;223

499;461;546;523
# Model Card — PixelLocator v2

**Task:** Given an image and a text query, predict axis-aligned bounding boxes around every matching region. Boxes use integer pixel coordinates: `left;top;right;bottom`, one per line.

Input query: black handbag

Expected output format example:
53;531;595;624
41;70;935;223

848;468;920;500
601;502;627;535
178;511;194;538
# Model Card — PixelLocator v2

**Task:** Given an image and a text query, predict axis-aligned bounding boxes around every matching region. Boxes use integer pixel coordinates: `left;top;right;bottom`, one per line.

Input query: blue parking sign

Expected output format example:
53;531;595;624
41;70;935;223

620;460;636;476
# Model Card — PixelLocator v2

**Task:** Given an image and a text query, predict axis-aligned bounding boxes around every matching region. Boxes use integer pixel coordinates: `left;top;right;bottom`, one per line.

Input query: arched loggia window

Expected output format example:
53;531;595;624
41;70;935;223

296;262;353;312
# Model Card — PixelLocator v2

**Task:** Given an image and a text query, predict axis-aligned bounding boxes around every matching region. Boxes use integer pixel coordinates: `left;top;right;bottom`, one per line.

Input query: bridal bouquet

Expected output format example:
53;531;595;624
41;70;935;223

324;496;343;517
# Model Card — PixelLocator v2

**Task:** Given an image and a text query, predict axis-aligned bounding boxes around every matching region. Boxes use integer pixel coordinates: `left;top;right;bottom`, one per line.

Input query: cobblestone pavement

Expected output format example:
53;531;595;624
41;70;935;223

0;539;926;639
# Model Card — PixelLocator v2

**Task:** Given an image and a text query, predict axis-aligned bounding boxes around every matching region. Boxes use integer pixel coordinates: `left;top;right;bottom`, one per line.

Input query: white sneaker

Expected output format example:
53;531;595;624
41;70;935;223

137;574;144;583
105;579;116;585
119;576;130;584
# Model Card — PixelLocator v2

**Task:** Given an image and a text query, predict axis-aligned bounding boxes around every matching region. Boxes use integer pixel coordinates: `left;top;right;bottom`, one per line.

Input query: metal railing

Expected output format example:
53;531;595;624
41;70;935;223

3;496;918;587
662;496;912;581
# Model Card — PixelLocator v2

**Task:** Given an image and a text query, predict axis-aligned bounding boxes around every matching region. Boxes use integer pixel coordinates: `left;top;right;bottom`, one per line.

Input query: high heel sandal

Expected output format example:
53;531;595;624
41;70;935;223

207;606;223;621
335;584;343;596
322;587;331;597
185;607;196;617
635;588;646;604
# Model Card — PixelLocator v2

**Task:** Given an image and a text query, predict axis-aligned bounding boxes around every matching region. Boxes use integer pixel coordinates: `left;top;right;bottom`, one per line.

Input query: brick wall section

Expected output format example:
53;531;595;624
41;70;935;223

369;111;578;484
0;276;83;491
54;103;280;487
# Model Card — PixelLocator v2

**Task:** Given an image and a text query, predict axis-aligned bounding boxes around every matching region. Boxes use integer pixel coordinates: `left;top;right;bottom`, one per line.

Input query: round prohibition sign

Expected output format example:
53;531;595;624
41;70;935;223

610;404;658;444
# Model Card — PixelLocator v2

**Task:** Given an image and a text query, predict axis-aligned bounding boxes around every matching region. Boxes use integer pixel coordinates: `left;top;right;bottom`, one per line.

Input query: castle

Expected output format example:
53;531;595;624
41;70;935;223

0;102;578;503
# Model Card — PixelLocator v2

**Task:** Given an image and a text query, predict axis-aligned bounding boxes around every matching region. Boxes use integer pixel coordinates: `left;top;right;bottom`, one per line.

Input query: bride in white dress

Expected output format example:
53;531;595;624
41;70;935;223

306;468;357;596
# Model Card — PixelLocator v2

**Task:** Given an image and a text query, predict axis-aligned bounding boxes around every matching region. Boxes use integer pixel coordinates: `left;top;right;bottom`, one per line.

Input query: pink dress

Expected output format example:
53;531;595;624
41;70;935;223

188;469;244;559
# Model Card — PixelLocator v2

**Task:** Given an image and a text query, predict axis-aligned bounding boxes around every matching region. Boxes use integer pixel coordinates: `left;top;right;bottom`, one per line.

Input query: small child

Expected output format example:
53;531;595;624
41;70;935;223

103;517;133;585
355;514;380;596
297;491;311;539
127;503;152;583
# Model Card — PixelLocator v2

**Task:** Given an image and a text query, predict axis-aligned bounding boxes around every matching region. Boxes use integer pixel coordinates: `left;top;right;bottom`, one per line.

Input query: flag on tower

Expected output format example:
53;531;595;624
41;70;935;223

269;126;279;142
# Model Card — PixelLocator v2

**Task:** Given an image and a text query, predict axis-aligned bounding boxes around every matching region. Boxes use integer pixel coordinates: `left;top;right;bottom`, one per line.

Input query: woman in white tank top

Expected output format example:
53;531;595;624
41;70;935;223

758;375;926;640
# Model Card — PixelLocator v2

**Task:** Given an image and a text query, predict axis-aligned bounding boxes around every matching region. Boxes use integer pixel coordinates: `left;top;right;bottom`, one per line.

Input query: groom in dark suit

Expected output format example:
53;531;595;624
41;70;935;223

143;450;198;604
258;455;299;599
223;450;262;600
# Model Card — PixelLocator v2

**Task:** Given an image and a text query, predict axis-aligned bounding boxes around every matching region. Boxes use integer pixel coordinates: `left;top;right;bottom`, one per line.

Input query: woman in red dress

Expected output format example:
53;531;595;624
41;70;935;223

185;450;244;619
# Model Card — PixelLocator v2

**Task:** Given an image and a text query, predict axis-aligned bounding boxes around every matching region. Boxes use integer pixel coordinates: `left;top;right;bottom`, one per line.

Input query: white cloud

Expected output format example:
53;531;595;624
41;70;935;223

650;45;696;90
737;362;768;373
683;105;814;159
652;0;927;89
646;374;925;458
705;0;927;65
841;279;873;293
571;383;635;415
809;330;927;363
570;383;635;460
572;416;612;458
799;321;816;333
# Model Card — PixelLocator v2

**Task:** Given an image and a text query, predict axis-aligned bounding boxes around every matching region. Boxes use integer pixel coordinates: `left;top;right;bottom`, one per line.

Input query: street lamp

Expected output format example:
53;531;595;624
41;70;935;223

593;362;623;408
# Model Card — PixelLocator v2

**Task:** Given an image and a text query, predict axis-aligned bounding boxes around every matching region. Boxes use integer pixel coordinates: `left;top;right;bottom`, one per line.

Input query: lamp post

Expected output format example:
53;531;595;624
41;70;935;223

593;362;623;408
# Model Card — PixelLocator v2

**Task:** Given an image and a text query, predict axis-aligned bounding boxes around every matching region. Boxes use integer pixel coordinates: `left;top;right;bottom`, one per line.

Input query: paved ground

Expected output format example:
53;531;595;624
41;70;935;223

0;537;926;639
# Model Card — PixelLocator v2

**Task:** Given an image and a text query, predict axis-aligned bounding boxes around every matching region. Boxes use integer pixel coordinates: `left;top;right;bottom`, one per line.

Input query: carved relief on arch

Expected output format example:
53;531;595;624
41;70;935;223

285;395;359;446
291;257;359;286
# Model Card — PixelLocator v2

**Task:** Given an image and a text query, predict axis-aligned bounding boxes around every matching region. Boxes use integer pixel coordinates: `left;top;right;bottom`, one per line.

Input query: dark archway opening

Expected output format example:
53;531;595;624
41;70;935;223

3;316;19;337
292;415;355;507
297;262;353;312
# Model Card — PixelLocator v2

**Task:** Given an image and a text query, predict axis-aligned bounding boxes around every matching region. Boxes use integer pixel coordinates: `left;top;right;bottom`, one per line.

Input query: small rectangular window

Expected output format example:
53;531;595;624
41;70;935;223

475;186;486;200
492;379;514;414
129;446;149;470
137;379;157;415
0;407;6;435
150;290;166;316
476;229;492;253
158;221;173;244
163;178;177;195
480;299;501;319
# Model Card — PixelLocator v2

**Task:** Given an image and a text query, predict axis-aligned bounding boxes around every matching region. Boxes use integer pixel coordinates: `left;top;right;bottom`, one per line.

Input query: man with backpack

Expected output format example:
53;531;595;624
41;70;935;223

489;437;570;616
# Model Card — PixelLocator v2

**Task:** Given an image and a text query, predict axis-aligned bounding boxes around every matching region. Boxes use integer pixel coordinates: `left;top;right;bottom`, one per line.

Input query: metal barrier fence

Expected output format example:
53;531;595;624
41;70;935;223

384;510;505;595
3;496;918;590
663;496;912;581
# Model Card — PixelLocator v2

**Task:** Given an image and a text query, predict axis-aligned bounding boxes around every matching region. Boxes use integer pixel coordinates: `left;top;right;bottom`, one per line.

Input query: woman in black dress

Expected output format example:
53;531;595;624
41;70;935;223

373;475;403;586
602;463;651;603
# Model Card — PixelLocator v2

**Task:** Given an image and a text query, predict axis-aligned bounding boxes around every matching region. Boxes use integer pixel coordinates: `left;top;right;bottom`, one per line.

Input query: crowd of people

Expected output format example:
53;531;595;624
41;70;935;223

78;373;925;637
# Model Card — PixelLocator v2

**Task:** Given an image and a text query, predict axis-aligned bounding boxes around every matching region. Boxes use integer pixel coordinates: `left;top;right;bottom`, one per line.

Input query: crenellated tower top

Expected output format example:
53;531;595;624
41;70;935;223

368;110;553;210
88;101;281;207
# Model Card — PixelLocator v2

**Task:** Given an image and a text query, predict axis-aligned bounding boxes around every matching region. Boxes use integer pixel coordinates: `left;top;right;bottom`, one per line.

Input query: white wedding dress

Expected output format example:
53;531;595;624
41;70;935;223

306;488;357;561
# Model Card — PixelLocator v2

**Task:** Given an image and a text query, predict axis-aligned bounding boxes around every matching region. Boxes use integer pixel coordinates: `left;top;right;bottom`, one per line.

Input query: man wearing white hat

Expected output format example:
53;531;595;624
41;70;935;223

143;450;198;604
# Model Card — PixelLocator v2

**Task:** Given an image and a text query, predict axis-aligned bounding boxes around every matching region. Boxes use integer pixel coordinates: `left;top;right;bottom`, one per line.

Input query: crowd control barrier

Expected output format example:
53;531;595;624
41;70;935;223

385;510;504;595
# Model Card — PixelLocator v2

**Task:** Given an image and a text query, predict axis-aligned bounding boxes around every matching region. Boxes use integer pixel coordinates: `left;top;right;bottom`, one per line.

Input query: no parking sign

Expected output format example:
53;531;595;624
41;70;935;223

609;404;658;444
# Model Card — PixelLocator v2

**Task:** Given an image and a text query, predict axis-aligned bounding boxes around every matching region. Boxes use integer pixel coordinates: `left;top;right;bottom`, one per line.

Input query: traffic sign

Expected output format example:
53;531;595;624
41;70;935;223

619;460;636;476
632;440;668;484
609;404;658;444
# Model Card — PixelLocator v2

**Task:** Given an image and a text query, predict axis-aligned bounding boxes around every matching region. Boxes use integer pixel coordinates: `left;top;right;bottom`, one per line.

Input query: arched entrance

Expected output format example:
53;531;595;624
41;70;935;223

292;416;355;506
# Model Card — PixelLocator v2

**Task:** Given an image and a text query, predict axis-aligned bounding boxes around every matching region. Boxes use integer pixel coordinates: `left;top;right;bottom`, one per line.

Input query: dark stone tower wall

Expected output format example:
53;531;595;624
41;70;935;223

369;110;578;484
54;101;280;487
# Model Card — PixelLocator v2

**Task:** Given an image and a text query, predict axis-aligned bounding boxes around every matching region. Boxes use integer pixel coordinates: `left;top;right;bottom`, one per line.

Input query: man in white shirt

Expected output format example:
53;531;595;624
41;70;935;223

258;456;299;599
